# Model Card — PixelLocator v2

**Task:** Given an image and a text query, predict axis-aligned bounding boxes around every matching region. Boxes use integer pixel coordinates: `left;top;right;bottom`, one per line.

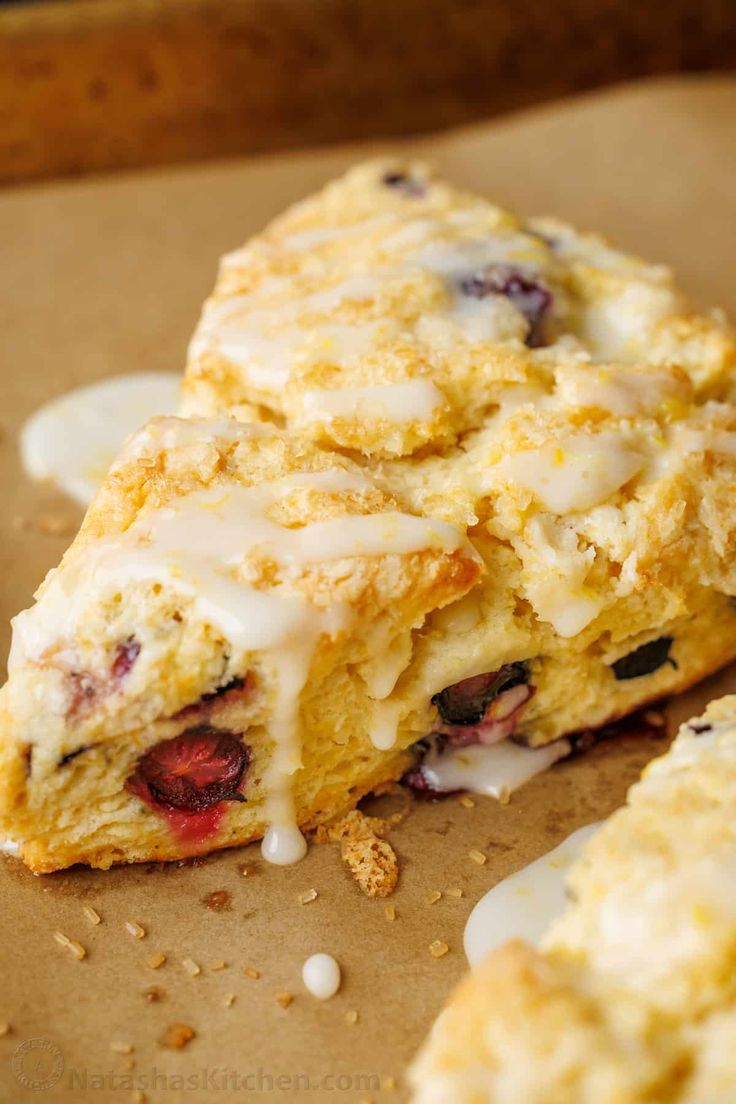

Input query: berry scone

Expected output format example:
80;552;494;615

0;416;482;872
183;160;736;786
409;695;736;1104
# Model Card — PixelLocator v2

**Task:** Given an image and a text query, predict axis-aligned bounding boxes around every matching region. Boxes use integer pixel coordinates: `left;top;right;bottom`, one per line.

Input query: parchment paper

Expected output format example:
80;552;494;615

1;75;735;1104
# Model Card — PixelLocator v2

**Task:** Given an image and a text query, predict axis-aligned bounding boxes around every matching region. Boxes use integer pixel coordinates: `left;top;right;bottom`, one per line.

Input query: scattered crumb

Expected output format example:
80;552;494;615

446;888;463;898
12;513;77;538
384;904;396;921
238;862;257;877
205;889;231;911
0;1023;10;1038
383;1075;398;1091
298;888;318;905
319;811;399;897
428;940;449;959
53;931;86;960
317;805;409;898
125;921;146;940
223;993;236;1008
160;1023;195;1050
182;958;201;977
274;991;293;1009
345;1010;359;1025
144;988;162;1004
644;710;666;728
208;960;227;972
459;795;475;809
469;849;487;866
131;1092;147;1104
426;890;442;905
83;905;101;926
146;952;166;970
243;967;260;980
110;1041;133;1055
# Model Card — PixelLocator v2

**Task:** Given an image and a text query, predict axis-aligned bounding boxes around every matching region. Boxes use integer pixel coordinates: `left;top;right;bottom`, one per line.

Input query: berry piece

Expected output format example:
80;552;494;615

381;170;426;197
129;726;249;813
459;263;552;347
433;663;530;728
112;637;141;681
611;636;675;681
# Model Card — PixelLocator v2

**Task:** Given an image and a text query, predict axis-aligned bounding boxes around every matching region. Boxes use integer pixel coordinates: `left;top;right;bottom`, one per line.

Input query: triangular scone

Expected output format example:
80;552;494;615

409;696;736;1104
180;161;736;775
183;159;735;459
0;417;481;872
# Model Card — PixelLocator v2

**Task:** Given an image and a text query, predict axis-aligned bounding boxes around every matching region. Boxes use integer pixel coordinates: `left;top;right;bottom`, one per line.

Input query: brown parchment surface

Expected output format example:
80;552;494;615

1;74;735;1104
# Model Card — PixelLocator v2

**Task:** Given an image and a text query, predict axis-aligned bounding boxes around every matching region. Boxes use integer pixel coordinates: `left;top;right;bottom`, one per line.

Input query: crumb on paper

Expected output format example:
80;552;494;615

144;989;162;1003
205;889;231;911
468;849;487;865
125;921;146;939
316;810;400;898
345;1009;359;1025
208;960;227;972
446;887;463;898
459;795;475;809
160;1023;195;1050
238;862;257;877
383;1075;398;1091
428;940;449;958
298;888;318;905
426;890;442;905
110;1041;133;1055
12;513;77;538
275;991;293;1009
146;951;166;969
83;905;101;925
0;1023;10;1038
53;931;86;960
182;957;201;977
384;904;396;921
224;993;236;1008
244;967;260;980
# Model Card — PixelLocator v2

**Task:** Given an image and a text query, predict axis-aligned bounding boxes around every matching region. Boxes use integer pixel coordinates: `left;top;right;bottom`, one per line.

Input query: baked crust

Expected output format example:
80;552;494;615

409;696;736;1103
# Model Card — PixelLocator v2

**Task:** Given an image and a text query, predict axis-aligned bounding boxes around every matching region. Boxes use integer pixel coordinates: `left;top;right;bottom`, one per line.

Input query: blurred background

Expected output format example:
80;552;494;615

1;0;736;185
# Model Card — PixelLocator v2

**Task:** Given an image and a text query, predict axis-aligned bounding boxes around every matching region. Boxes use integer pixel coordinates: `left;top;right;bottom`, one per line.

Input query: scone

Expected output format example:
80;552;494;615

184;159;736;770
0;417;481;872
409;695;736;1104
6;164;736;873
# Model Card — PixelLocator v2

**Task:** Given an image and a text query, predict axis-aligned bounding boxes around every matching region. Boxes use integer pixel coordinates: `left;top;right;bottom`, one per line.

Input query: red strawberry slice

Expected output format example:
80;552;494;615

129;726;249;813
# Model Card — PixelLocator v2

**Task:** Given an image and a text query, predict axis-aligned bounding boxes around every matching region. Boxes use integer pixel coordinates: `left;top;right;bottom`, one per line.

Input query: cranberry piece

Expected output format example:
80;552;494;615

382;170;426;198
112;637;141;681
458;263;552;347
129;726;249;813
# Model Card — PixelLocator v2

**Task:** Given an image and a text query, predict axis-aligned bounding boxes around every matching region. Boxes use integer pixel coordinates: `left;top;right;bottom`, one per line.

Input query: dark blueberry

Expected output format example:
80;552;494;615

611;637;676;681
200;676;247;704
58;744;91;767
432;662;530;728
381;171;426;198
129;726;249;813
172;675;249;721
458;263;552;348
112;637;141;681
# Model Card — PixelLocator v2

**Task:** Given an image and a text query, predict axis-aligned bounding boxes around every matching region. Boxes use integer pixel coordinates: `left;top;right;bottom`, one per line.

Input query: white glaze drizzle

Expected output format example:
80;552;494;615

20;373;181;507
11;455;472;864
420;737;571;802
299;380;446;428
501;432;646;514
302;953;341;1000
463;822;601;966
